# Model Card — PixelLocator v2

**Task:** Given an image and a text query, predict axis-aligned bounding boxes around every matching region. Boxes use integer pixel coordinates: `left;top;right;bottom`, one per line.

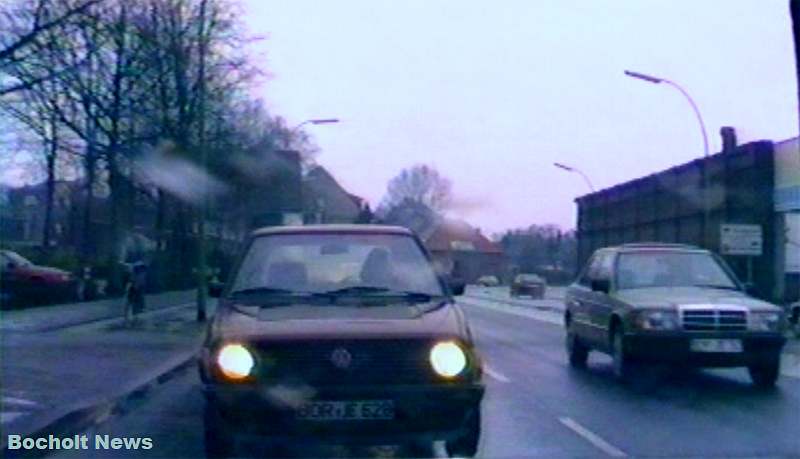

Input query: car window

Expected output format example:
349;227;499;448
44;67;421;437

577;254;599;287
231;233;444;297
616;251;739;290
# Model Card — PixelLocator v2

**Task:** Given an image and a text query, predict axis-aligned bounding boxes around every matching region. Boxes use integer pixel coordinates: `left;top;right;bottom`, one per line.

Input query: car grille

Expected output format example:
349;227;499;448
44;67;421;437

680;308;747;331
250;339;441;385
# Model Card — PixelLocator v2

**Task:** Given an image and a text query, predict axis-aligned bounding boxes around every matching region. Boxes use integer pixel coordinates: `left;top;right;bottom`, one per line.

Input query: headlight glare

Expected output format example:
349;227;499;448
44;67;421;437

216;343;254;380
749;312;782;332
429;341;467;378
635;310;679;330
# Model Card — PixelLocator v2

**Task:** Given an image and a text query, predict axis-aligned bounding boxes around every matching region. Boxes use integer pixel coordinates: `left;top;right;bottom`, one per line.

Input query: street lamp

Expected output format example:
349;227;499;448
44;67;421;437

624;70;712;248
284;118;339;149
554;162;595;192
291;118;340;132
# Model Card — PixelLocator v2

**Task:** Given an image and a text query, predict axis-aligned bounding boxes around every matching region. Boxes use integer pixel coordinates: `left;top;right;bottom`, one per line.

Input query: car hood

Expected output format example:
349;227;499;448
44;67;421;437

18;265;70;277
215;300;466;342
614;287;781;312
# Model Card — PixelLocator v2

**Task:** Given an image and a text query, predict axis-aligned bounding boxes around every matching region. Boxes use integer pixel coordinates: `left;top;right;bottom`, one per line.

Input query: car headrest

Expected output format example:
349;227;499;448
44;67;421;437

267;261;308;290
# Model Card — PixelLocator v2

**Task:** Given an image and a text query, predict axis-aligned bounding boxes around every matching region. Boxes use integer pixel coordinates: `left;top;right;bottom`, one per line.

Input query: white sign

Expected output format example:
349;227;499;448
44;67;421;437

785;213;800;273
720;224;762;256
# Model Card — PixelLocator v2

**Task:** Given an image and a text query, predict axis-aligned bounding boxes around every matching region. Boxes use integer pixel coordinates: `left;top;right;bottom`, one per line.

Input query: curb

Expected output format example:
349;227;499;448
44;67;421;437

1;352;198;458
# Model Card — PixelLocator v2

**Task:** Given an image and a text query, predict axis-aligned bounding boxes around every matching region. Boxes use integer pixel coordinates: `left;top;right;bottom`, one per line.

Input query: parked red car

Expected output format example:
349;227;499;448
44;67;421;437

0;250;78;307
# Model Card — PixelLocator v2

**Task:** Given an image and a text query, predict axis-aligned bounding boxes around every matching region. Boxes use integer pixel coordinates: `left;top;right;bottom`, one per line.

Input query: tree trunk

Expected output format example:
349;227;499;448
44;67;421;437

42;121;56;251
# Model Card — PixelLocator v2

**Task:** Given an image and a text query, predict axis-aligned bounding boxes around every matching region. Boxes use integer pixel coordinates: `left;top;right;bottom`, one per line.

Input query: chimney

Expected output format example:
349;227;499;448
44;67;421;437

720;126;737;153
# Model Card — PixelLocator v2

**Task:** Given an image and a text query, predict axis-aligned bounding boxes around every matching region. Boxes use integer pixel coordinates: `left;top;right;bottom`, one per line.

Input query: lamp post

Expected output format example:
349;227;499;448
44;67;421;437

624;70;712;249
553;162;595;192
286;118;339;148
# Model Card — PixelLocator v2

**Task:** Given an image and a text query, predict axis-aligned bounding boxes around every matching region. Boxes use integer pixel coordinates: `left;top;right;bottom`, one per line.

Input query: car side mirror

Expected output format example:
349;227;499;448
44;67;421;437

743;282;759;296
208;281;224;298
591;278;610;294
443;275;466;296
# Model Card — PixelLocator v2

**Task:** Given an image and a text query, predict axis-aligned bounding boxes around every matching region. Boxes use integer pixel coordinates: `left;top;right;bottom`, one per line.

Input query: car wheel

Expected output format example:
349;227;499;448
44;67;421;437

748;358;780;388
566;324;589;368
611;326;636;382
445;409;481;458
204;402;234;458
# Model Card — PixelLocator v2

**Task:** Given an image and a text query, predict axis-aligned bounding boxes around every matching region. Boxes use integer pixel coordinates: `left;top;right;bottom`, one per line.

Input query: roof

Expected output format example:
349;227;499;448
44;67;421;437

425;219;503;254
251;224;413;237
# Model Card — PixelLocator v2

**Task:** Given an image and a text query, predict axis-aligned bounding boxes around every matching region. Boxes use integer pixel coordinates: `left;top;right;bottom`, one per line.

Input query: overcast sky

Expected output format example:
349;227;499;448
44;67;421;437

244;1;796;235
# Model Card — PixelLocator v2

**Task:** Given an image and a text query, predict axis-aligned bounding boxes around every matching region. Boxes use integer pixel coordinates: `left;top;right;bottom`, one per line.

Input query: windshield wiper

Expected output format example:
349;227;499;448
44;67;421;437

692;283;740;291
230;287;305;296
322;287;440;303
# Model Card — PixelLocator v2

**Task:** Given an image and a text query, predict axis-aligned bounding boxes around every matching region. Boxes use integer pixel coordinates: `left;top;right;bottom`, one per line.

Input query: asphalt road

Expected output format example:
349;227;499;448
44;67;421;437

48;298;800;459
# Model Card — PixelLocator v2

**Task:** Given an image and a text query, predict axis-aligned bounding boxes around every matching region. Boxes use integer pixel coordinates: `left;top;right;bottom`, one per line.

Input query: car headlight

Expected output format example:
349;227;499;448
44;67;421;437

634;310;679;331
749;312;783;332
216;343;255;380
429;341;467;378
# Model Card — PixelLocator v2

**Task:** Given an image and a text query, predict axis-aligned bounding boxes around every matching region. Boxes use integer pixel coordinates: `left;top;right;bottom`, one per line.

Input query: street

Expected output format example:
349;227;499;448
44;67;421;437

47;291;800;459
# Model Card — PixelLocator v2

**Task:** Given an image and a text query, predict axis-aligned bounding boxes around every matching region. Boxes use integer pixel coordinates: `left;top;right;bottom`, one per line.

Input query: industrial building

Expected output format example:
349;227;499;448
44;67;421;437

575;130;799;304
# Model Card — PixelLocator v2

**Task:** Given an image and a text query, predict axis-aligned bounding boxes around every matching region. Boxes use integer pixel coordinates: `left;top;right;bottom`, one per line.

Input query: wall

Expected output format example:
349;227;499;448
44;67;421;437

774;137;800;302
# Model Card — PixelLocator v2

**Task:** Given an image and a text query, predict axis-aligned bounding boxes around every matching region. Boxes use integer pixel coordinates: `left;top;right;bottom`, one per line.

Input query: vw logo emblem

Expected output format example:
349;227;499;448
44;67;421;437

330;348;352;369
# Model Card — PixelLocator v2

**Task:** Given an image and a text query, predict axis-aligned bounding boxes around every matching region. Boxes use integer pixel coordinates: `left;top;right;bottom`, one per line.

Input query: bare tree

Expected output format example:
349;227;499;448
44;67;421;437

0;0;102;95
380;164;453;214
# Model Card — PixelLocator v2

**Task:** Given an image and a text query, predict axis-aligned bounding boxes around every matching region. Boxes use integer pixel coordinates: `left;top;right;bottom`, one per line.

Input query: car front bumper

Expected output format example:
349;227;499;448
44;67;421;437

624;331;786;367
203;383;484;444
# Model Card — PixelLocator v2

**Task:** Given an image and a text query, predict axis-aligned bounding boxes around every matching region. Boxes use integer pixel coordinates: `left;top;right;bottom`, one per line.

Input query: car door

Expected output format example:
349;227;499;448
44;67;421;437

566;254;600;341
585;251;616;350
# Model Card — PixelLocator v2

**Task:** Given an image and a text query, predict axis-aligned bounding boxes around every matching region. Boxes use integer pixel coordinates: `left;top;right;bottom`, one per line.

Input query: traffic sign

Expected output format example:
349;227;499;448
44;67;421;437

720;224;762;256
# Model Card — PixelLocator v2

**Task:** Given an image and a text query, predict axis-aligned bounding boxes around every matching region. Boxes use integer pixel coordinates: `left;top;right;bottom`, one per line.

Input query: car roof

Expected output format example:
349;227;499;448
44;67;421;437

250;224;414;237
609;242;708;253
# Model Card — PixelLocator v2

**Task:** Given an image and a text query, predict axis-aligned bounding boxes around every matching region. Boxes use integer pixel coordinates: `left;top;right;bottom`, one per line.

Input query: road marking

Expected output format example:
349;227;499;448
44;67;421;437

0;411;27;424
559;417;627;458
483;364;511;383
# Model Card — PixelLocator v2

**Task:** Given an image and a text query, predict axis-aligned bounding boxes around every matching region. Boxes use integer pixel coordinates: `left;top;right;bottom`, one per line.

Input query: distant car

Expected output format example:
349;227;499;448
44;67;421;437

199;225;484;458
510;274;546;299
476;275;500;287
565;243;787;387
0;250;78;306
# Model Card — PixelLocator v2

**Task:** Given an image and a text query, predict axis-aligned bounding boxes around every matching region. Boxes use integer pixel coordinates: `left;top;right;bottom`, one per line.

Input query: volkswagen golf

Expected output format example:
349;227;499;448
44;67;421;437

198;225;484;457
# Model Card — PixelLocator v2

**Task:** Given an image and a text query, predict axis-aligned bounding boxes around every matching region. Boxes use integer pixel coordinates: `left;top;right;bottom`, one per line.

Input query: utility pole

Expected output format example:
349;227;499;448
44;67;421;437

792;0;800;153
195;0;209;322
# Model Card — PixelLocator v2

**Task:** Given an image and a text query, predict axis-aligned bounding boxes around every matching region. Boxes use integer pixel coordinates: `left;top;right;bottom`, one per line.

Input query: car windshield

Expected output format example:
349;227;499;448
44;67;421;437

230;233;445;298
616;251;739;290
3;251;33;266
517;275;541;282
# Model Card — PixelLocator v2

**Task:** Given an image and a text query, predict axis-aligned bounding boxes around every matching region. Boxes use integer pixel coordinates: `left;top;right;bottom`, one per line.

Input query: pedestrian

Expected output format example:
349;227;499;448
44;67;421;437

122;259;148;326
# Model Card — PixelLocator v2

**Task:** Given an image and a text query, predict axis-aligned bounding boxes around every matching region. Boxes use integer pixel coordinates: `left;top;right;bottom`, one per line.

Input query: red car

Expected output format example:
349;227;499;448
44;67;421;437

0;250;78;307
199;225;483;458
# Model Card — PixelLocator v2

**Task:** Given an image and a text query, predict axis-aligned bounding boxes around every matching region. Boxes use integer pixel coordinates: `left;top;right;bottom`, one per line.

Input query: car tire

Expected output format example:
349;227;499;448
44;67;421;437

566;324;589;368
748;359;780;388
204;402;234;458
445;409;481;458
611;326;636;382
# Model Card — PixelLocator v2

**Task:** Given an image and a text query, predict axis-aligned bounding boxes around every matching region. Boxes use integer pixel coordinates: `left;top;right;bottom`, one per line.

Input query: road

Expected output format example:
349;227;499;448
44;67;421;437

48;295;800;458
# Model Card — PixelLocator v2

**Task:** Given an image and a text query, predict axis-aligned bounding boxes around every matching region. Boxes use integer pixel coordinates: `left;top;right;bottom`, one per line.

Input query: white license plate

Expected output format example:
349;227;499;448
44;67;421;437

296;400;395;421
690;339;743;353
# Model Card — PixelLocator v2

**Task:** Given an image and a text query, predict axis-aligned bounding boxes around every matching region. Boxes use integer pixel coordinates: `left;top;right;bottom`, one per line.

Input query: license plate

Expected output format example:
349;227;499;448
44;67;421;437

296;400;394;421
690;339;742;353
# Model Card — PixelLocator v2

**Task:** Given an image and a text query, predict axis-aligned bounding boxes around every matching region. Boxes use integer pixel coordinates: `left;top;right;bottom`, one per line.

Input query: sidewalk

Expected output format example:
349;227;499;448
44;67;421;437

0;291;212;450
0;289;197;332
